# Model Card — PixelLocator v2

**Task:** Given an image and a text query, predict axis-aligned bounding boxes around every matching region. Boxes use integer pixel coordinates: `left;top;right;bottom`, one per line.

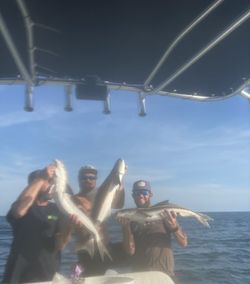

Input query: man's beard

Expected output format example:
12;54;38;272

81;185;95;194
136;200;150;208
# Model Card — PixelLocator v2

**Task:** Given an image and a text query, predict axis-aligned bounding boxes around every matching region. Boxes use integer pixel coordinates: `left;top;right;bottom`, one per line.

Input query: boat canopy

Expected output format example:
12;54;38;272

0;0;249;112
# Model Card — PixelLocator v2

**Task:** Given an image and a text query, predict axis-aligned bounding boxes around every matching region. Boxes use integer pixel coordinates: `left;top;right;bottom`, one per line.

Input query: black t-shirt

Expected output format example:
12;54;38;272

2;202;63;283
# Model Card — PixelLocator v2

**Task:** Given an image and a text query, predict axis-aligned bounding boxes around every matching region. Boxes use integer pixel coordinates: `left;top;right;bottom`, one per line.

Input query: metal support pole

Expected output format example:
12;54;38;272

24;85;34;112
0;11;33;85
138;93;146;116
103;92;111;114
64;85;73;111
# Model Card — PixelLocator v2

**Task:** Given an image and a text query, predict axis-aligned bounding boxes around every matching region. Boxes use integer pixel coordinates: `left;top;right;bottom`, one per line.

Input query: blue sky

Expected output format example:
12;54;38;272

0;84;250;215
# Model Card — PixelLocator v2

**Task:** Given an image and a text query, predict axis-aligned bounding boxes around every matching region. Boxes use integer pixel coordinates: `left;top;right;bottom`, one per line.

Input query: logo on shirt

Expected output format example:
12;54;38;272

47;215;58;221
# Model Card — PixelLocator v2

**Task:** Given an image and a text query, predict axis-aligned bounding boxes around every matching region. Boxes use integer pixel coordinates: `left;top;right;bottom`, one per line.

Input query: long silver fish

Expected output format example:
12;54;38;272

52;159;111;260
91;159;126;223
116;200;213;227
75;159;126;254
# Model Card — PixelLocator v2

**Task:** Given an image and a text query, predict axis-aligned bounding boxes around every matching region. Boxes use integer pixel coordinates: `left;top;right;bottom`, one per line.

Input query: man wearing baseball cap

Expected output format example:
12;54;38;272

120;180;187;283
2;164;64;283
68;164;125;276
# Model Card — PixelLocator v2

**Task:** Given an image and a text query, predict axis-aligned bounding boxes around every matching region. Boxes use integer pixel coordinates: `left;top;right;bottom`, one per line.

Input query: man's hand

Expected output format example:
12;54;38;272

41;164;56;182
46;164;56;178
69;214;83;229
160;209;179;231
117;217;130;227
118;217;135;255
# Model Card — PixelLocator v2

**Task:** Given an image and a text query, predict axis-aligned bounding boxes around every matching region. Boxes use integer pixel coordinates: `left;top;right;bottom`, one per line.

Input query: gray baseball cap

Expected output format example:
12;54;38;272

132;180;151;191
78;165;98;177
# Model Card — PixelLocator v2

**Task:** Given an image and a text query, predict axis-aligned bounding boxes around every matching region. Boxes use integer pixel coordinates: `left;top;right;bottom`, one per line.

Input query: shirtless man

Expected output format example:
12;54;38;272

67;165;124;276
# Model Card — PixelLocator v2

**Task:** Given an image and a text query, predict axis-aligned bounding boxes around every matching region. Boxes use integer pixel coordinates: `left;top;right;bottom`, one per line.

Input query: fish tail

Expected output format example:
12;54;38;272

96;238;112;261
200;218;210;228
75;237;112;261
75;237;96;257
197;213;213;227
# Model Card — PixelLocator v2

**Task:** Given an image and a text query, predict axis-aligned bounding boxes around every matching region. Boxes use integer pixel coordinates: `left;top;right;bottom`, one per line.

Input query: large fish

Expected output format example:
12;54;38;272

52;159;111;260
116;200;213;227
91;159;126;223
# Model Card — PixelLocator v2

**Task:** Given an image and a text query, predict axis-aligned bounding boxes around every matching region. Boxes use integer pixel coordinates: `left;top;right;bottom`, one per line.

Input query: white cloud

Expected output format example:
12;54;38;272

0;108;58;128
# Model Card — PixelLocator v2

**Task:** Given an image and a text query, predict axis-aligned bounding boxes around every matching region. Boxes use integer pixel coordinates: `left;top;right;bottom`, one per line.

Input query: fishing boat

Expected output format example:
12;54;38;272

28;271;175;284
0;1;249;283
0;0;249;113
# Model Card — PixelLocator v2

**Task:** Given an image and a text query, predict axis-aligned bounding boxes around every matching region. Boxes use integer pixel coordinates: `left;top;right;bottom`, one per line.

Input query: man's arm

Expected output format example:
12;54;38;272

162;210;188;247
172;226;188;247
11;165;55;219
111;185;125;209
119;218;135;255
11;179;47;218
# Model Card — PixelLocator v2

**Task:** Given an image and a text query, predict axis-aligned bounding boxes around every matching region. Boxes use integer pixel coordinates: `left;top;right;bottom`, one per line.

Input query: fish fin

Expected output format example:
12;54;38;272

199;218;210;228
197;212;214;228
153;200;169;207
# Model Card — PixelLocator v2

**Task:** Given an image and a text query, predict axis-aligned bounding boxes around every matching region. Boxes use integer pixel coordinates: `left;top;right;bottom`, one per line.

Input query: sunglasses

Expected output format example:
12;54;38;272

81;175;97;181
133;190;151;196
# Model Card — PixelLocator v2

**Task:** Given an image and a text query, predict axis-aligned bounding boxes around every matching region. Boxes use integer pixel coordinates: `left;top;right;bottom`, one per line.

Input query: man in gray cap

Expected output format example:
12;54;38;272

119;180;187;283
68;164;125;276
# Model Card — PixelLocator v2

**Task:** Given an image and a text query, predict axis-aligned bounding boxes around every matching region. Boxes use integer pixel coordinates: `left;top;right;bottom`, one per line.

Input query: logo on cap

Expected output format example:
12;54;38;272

133;180;151;191
137;181;146;187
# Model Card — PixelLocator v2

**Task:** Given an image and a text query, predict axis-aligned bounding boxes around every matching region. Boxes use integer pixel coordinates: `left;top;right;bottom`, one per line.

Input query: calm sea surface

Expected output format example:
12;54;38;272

1;212;250;284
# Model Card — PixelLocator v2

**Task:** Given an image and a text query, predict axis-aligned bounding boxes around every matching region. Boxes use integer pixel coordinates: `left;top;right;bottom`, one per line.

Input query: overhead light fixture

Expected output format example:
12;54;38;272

75;76;108;101
64;84;73;111
24;85;34;112
138;93;146;116
103;92;111;114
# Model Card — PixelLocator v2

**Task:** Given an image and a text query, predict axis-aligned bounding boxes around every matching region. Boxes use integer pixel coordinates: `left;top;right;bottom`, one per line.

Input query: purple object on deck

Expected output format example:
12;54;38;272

71;263;84;280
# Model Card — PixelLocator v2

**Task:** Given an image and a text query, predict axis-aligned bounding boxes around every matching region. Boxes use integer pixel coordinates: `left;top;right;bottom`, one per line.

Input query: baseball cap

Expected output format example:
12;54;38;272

78;165;98;177
132;180;151;191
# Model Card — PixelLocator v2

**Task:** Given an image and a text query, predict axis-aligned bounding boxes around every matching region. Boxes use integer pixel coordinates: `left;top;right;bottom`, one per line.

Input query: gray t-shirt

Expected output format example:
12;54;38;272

131;219;175;276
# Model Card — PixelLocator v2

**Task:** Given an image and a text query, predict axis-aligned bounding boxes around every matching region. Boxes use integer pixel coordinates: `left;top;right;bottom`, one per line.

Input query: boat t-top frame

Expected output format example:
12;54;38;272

0;0;249;115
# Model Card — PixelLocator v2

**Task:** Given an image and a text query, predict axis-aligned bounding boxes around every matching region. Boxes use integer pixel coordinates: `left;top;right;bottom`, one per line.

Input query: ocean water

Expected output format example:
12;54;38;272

1;212;250;284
